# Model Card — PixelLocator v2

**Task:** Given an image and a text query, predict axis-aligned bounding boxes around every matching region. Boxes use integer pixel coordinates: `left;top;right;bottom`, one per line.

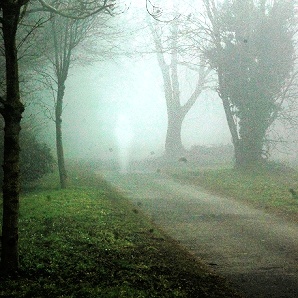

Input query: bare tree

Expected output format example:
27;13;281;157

41;8;106;188
149;16;210;157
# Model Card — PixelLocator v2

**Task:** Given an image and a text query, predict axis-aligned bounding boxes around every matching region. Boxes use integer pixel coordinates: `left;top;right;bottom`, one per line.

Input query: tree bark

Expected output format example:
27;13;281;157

236;114;267;168
165;110;184;157
217;70;242;166
55;83;67;189
1;2;25;272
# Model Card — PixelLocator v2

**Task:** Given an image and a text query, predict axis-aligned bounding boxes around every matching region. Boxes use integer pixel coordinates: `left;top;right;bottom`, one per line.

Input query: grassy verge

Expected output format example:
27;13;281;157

0;162;240;297
171;163;298;221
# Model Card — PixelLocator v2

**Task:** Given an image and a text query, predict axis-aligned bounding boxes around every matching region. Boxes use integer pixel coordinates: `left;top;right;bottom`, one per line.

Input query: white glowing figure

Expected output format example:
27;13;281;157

115;114;134;173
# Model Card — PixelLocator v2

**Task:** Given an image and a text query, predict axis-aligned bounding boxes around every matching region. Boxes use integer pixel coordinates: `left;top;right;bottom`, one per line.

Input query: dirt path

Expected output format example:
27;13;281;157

101;171;298;298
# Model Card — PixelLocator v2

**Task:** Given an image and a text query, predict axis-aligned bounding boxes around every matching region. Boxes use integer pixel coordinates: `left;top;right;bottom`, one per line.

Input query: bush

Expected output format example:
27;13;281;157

19;129;55;183
187;144;234;165
0;125;55;187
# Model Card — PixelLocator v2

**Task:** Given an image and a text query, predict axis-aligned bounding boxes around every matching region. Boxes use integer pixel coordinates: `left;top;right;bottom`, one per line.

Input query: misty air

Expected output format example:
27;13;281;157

0;1;298;297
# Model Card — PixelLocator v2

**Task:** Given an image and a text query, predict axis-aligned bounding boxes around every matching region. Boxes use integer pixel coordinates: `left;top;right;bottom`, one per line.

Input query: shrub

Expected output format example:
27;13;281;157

0;126;55;187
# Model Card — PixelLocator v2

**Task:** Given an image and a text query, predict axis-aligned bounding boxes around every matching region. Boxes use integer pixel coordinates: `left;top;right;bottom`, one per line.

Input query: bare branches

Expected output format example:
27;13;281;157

17;17;49;54
146;0;180;23
146;0;163;20
25;0;116;19
148;5;211;130
182;66;211;114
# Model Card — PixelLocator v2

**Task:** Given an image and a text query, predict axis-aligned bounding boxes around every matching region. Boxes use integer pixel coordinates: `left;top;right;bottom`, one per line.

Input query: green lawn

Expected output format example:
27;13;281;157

171;162;298;221
0;162;240;297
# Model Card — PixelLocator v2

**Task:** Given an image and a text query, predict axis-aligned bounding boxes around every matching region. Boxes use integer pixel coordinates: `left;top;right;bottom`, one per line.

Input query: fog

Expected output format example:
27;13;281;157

22;0;298;168
2;1;298;296
38;57;231;162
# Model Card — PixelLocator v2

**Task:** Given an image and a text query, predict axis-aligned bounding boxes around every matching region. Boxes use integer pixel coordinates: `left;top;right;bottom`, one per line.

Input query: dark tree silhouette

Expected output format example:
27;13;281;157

46;11;91;189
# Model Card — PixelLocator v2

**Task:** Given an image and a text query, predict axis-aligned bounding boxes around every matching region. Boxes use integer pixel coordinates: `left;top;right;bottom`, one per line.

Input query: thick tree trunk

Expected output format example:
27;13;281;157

165;111;184;157
221;101;266;168
55;83;67;189
236;115;267;168
1;3;24;272
218;69;267;168
236;142;264;168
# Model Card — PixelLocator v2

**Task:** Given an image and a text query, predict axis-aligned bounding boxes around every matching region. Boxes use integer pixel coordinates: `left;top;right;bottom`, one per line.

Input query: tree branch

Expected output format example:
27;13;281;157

182;66;211;114
146;0;180;23
26;0;115;19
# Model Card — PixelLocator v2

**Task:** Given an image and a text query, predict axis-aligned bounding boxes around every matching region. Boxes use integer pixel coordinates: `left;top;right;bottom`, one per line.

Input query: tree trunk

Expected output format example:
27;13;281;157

1;3;24;273
221;98;266;168
236;115;267;168
218;70;243;167
220;97;244;166
165;110;185;157
55;83;67;189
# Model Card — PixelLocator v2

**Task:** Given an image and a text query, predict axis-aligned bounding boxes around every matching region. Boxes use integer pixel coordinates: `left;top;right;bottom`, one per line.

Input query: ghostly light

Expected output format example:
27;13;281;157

115;114;134;173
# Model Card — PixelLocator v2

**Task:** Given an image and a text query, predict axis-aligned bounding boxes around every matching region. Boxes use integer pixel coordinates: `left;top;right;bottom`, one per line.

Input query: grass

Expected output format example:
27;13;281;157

170;162;298;221
0;161;240;297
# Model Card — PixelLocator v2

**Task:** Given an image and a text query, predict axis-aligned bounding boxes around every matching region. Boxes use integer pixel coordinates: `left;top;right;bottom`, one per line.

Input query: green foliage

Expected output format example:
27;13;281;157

218;0;294;111
205;0;295;165
0;126;55;186
19;129;55;183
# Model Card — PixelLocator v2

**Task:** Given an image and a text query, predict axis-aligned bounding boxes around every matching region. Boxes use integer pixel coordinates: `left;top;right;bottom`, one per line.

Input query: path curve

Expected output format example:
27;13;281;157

101;171;298;298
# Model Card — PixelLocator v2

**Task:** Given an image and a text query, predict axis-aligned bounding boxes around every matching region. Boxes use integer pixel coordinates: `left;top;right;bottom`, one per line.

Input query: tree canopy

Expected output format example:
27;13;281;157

204;0;296;166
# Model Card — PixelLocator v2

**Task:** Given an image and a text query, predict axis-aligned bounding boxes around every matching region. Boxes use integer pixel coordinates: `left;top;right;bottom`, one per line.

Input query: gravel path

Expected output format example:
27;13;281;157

101;171;298;298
